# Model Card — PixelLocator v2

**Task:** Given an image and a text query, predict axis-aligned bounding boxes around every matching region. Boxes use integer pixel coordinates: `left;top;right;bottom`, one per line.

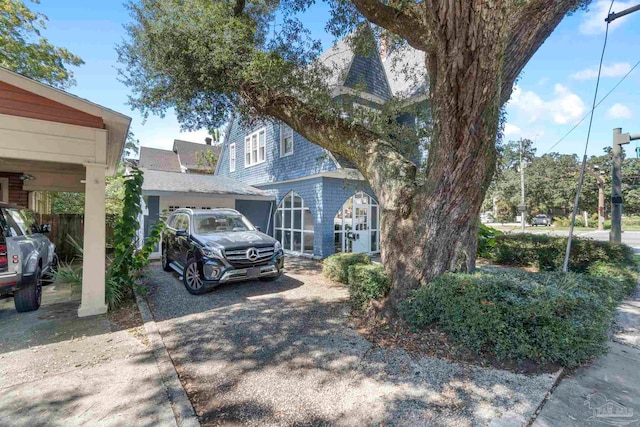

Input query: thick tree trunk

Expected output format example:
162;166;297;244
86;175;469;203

375;1;505;305
251;1;583;310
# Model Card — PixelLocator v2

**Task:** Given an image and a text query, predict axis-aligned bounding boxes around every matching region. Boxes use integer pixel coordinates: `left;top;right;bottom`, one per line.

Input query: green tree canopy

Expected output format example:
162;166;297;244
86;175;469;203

118;0;592;306
1;0;83;88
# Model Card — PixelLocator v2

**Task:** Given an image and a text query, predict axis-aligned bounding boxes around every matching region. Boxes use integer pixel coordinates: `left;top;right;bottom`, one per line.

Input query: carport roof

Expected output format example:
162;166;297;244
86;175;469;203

140;169;274;198
0;67;131;175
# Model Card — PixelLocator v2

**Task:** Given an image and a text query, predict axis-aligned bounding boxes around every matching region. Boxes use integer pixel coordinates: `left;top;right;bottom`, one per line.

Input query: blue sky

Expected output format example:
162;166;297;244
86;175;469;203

32;0;639;157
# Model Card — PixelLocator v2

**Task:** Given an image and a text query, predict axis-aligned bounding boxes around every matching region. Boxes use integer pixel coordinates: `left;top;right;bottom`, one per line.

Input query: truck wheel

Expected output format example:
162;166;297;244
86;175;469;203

14;267;42;313
162;245;172;272
183;258;207;295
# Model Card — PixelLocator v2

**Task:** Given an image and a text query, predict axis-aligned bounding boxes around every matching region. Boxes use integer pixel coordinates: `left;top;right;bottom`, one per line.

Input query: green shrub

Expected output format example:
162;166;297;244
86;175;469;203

54;262;83;288
322;253;370;283
587;262;638;301
347;264;390;309
399;270;615;366
554;216;592;228
477;224;503;258
488;234;636;273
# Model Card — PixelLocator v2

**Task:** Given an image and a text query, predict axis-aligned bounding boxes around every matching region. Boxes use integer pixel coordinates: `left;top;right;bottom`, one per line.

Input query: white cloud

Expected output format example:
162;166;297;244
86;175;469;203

579;0;634;35
508;84;585;125
571;62;631;80
504;123;521;136
607;103;632;119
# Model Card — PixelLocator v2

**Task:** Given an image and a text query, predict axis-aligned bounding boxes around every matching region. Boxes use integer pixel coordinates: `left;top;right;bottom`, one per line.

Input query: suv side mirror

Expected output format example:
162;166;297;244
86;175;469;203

40;224;51;233
176;228;188;237
255;226;262;232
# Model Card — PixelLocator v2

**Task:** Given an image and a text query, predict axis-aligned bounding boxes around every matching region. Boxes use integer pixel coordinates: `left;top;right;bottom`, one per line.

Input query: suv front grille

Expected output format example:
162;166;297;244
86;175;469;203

224;246;275;266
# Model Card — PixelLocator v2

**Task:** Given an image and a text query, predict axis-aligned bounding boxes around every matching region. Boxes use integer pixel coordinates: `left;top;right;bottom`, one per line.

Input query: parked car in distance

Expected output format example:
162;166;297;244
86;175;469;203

162;208;284;294
532;214;552;227
480;212;495;224
0;203;57;312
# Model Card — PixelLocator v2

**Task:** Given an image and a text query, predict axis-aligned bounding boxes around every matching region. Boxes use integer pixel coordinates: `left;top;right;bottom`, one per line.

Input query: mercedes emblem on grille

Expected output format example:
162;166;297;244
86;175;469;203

246;247;259;261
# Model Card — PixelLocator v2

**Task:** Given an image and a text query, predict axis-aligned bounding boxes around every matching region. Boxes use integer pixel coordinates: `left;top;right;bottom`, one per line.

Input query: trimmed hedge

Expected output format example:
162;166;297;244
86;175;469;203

487;234;636;272
587;262;639;302
348;264;390;309
322;253;370;283
398;270;636;366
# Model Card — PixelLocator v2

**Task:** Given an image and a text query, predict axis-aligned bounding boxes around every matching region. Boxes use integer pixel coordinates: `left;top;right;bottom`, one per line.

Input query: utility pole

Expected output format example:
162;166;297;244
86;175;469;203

611;128;640;242
590;166;606;231
520;138;526;233
597;170;605;231
562;3;640;270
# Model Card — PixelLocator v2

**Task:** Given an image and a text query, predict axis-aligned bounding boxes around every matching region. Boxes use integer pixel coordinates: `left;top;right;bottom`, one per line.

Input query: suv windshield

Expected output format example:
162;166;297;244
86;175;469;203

194;213;254;234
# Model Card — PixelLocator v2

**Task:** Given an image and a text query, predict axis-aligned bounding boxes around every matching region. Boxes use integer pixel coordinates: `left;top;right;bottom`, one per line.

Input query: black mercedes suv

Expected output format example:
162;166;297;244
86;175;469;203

162;208;284;294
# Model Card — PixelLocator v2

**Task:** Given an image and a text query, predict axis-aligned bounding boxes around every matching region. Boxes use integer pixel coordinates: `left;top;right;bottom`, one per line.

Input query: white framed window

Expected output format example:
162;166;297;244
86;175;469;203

333;192;380;254
229;143;236;172
244;128;266;167
280;124;294;157
274;192;314;255
259;130;266;162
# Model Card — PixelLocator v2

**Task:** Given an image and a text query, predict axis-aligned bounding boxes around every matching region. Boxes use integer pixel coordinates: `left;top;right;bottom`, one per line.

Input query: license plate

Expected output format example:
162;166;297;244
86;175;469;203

247;267;261;278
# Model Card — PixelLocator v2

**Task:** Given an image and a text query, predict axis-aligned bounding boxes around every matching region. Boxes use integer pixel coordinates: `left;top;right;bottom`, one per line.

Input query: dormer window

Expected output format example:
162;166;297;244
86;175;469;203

280;124;294;157
244;128;266;167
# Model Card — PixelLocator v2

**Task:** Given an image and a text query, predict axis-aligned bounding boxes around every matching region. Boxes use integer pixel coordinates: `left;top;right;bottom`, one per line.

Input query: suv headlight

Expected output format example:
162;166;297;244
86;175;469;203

201;247;224;259
274;241;282;251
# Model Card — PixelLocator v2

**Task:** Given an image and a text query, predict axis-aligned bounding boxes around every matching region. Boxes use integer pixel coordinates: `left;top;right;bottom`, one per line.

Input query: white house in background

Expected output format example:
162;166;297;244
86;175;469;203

0;67;131;317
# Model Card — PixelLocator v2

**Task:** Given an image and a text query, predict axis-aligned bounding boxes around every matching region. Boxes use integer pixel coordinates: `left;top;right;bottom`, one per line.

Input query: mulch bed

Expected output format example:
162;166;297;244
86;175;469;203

108;295;144;331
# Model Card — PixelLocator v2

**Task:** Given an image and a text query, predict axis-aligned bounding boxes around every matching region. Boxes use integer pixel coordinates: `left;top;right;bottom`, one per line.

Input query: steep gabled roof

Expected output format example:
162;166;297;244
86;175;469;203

173;139;221;171
317;29;392;102
139;146;181;172
383;45;428;99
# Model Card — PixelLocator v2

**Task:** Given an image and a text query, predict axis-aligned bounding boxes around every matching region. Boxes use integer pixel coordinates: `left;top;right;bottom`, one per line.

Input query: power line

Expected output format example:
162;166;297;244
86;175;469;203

563;0;615;272
545;57;640;154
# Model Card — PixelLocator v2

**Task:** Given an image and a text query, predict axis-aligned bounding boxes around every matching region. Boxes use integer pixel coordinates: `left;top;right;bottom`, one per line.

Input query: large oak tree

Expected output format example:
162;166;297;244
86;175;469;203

119;0;590;307
1;0;83;88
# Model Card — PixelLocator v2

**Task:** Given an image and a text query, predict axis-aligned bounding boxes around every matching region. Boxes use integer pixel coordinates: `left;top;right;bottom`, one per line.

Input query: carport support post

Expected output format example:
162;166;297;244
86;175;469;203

78;163;108;317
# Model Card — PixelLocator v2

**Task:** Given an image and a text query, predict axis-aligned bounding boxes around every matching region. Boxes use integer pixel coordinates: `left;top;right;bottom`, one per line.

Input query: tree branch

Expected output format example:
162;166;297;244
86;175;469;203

241;84;418;211
351;0;429;51
501;0;584;104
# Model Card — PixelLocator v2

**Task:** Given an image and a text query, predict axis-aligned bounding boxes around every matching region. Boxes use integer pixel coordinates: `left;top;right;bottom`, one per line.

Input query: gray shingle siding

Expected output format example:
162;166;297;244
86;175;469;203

217;119;337;185
258;177;375;258
344;51;391;101
258;178;325;256
320;177;375;257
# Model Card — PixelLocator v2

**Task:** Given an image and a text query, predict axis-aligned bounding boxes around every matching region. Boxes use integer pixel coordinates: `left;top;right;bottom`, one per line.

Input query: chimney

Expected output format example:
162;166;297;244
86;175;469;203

205;137;212;145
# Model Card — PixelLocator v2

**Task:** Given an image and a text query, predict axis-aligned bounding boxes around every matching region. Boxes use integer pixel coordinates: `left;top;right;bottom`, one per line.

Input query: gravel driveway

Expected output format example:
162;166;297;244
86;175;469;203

145;259;556;427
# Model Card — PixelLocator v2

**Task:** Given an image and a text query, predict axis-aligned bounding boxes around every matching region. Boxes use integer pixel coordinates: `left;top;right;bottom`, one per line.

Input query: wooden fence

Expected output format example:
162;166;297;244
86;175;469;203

35;214;116;261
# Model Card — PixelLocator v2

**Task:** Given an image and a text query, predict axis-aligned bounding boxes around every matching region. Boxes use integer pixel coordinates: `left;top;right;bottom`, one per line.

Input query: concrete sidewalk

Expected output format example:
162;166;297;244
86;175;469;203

533;287;640;426
0;282;177;427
